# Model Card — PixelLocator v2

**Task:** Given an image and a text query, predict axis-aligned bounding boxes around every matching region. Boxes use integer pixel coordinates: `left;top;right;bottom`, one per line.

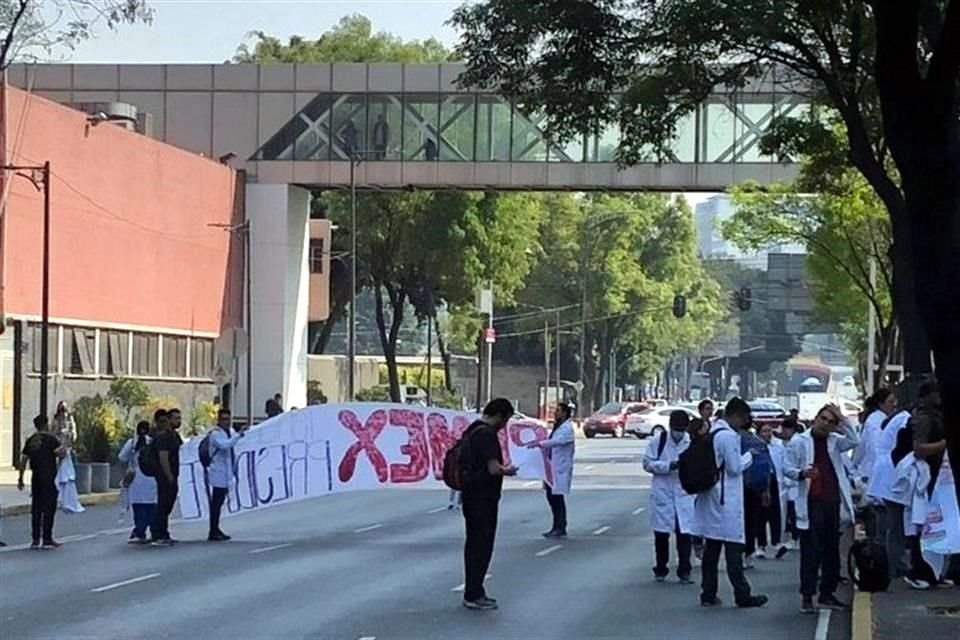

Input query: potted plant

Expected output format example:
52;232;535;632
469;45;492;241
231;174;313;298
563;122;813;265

73;395;118;493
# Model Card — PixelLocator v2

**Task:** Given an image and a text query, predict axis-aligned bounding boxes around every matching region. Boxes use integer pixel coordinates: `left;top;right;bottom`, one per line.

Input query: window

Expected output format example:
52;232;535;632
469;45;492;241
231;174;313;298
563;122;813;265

29;323;58;374
190;338;214;379
162;335;188;378
309;238;325;274
67;328;96;374
131;333;159;377
99;330;130;376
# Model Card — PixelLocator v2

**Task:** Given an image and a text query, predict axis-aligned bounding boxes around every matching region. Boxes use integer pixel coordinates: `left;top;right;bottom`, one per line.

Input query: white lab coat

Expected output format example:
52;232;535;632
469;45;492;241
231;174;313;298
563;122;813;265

643;431;695;534
852;409;886;483
207;428;244;489
867;410;911;502
891;453;930;534
691;420;752;544
541;419;575;496
783;420;859;530
118;437;158;504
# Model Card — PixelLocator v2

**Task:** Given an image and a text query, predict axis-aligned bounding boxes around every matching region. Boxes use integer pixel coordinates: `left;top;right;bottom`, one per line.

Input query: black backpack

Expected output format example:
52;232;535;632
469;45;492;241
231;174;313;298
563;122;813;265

848;539;891;592
678;428;725;498
891;419;914;466
138;439;160;477
198;432;215;468
442;421;486;491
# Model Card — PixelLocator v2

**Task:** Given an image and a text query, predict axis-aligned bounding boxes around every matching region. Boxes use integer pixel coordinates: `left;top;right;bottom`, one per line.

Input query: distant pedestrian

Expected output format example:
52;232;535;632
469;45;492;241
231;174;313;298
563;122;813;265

852;389;896;489
17;415;66;549
778;419;801;548
741;421;774;566
784;404;858;614
643;410;695;584
118;420;158;544
151;409;182;546
527;402;575;538
758;422;789;559
52;402;84;514
424;138;438;161
460;398;518;611
208;409;247;542
372;113;390;160
341;120;359;158
265;393;283;419
691;397;768;609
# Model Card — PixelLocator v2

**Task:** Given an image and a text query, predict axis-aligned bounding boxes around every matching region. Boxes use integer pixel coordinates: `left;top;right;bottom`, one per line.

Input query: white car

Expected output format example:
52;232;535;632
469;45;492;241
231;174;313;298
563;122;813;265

625;406;698;438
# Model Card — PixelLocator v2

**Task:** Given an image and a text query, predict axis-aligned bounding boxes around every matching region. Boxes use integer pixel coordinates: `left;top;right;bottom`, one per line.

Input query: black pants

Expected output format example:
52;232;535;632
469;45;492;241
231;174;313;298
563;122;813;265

785;501;799;540
209;487;228;536
882;500;909;579
544;484;567;533
462;493;499;601
654;516;692;579
800;500;841;598
758;478;782;548
701;538;752;604
907;534;937;584
744;487;764;555
30;481;58;543
153;480;178;541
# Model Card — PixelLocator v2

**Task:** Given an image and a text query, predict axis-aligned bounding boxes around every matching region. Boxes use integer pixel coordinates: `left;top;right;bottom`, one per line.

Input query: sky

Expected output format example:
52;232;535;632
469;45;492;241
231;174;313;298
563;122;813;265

67;0;466;63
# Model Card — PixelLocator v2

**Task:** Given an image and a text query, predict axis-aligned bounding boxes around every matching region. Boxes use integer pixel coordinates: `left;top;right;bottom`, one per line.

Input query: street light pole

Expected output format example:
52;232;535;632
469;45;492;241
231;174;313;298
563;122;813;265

348;155;358;401
555;307;561;402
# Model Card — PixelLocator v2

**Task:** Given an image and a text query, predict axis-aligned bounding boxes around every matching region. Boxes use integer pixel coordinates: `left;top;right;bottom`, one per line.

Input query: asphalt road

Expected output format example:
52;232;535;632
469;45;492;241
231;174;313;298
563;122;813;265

0;437;850;640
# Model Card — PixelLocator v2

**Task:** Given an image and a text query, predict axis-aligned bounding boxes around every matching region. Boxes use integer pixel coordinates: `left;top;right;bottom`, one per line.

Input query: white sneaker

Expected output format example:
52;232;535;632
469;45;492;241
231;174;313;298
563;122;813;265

904;576;931;590
754;548;767;560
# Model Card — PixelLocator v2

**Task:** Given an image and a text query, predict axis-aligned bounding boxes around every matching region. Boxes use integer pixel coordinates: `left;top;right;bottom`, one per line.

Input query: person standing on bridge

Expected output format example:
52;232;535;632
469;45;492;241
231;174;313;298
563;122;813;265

527;402;576;539
460;398;518;611
372;113;390;160
644;410;695;584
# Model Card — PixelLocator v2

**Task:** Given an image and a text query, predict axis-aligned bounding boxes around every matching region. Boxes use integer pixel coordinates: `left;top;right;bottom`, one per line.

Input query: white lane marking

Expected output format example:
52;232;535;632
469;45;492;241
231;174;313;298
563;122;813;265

354;523;384;533
535;544;563;557
592;526;612;536
451;574;492;592
583;465;596;471
427;506;448;514
90;572;161;593
632;507;646;515
815;609;831;640
522;481;540;488
58;533;98;543
357;636;376;640
250;543;292;555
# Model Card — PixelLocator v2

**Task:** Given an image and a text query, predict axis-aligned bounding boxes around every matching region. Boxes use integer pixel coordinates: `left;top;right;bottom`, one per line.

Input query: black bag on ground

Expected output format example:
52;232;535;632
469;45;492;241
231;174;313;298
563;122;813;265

137;439;160;478
678;429;723;495
848;539;891;592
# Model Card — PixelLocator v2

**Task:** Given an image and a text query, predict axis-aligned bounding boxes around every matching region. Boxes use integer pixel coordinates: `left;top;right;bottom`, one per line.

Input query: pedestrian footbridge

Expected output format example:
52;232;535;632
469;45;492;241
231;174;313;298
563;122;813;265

14;62;807;191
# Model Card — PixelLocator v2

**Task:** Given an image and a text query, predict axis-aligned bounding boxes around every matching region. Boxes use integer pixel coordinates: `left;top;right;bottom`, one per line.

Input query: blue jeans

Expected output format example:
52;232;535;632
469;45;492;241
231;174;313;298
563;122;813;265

132;503;157;540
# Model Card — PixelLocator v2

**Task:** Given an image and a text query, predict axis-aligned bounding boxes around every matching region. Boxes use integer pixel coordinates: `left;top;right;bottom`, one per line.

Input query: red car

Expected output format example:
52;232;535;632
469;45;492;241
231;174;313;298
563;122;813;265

582;401;649;438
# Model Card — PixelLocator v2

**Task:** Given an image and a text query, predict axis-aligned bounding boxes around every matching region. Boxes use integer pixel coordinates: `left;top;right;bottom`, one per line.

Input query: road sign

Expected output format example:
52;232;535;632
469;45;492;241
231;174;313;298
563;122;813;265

216;327;248;358
476;287;493;315
573;380;585;393
484;328;496;344
213;364;232;386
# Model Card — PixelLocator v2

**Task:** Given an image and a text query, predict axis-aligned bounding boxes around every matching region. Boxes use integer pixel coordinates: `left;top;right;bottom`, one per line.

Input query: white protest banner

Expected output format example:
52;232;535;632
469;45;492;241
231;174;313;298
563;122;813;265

177;403;553;520
920;453;960;578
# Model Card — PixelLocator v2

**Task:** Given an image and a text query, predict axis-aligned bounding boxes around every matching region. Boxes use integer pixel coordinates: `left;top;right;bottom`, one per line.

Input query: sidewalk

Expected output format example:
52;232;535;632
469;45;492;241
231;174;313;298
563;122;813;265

855;579;960;640
1;468;121;517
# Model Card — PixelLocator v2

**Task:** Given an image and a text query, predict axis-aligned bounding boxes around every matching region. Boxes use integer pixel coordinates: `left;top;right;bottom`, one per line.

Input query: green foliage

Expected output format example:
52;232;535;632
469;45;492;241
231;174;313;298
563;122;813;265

234;14;453;64
72;395;121;463
356;386;391;403
187;400;220;437
307;380;328;405
107;377;151;425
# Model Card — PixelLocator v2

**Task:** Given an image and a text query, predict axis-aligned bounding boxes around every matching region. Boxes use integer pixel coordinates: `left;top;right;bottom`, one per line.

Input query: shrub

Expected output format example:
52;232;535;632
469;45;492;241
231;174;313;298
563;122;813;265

73;395;120;463
187;400;220;437
356;386;391;402
307;380;328;405
107;377;151;426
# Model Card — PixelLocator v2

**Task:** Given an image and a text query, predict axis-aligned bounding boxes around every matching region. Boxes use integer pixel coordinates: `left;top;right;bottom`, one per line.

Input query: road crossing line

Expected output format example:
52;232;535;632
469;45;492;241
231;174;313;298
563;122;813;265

592;526;612;535
535;544;563;557
354;523;384;533
250;543;292;555
815;609;831;640
90;573;160;593
632;507;646;515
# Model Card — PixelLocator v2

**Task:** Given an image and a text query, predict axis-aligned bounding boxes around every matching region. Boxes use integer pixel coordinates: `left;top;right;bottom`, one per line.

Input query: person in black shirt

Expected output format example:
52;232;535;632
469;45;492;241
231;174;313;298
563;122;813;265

18;415;65;549
152;408;183;546
461;398;518;611
265;393;283;419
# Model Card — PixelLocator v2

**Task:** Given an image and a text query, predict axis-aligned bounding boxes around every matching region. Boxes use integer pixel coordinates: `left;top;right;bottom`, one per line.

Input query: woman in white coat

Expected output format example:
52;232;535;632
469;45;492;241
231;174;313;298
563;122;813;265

53;402;84;514
528;402;575;538
643;410;696;583
117;420;157;543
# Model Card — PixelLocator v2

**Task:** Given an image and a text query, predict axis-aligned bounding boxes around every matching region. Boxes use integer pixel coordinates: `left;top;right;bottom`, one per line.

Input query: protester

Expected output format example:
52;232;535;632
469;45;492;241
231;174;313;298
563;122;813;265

151;409;182;546
777;419;802;550
853;388;896;487
784;404;858;614
52;401;84;514
758;422;789;559
460;398;518;611
118;420;158;543
208;409;247;541
527;402;575;538
265;393;283;419
17;415;66;549
740;420;773;566
866;406;914;579
691;400;715;560
643;410;695;584
698;399;715;427
692;397;768;609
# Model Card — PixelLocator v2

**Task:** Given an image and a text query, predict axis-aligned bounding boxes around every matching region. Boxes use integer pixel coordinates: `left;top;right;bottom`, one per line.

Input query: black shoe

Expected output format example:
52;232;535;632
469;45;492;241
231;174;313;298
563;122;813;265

800;597;816;614
817;594;847;610
463;598;497;611
677;574;694;585
207;533;231;542
700;596;723;607
0;540;7;547
737;595;769;608
542;529;566;539
480;596;498;606
775;545;790;560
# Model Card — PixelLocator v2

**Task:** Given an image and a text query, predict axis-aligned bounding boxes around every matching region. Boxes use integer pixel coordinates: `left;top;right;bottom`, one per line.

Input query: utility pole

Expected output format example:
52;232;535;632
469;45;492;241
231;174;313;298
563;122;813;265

426;313;433;407
555;307;561;402
348;154;358;401
543;319;550;421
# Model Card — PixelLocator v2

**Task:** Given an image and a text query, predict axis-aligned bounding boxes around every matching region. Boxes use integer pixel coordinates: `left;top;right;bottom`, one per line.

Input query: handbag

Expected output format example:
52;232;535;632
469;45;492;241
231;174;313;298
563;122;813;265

122;468;136;488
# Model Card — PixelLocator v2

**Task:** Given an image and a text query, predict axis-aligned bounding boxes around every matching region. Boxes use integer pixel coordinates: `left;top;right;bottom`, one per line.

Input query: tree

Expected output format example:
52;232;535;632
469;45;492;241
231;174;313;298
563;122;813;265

0;0;152;68
233;14;452;64
451;0;960;503
107;376;150;426
724;171;896;385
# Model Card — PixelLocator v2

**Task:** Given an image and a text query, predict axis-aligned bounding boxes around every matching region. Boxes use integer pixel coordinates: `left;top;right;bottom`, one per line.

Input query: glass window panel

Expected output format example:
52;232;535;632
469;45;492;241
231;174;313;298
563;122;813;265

552;132;586;162
331;94;367;160
593;121;620;162
291;94;333;161
439;94;475;162
670;110;697;162
704;101;736;162
476;95;511;162
734;102;777;162
366;94;403;161
403;93;441;161
511;107;548;162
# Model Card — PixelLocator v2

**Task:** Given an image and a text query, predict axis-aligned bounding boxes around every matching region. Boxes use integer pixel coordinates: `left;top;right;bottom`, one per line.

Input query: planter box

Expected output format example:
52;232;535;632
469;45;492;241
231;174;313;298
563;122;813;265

90;463;111;493
109;463;126;489
74;463;92;494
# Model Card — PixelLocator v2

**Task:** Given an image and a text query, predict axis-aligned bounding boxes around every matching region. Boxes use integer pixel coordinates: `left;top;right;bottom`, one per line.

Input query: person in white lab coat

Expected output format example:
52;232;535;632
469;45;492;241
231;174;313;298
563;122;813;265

852;388;896;487
117;420;157;543
643;410;696;583
527;402;575;538
866;407;913;579
692;397;768;609
206;408;248;542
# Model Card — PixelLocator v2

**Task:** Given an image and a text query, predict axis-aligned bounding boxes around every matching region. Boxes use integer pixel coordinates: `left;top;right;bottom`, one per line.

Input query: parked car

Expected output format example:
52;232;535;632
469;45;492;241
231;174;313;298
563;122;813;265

626;406;698;438
582;401;648;438
748;400;787;429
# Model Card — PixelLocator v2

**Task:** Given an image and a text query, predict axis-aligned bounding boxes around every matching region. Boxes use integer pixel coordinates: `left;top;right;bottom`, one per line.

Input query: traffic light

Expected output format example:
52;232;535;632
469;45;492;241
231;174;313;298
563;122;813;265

672;294;687;319
736;287;752;311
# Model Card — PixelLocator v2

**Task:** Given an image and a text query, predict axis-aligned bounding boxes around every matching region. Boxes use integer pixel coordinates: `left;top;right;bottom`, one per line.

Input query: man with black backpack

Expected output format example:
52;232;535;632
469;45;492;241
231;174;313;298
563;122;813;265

459;398;518;611
687;397;768;609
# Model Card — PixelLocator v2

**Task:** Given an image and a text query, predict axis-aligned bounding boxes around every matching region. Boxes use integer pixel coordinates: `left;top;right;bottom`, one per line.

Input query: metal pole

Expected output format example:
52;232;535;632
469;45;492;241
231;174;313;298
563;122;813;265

485;312;493;403
578;278;586;418
348;158;357;400
244;221;252;429
40;161;50;418
475;330;483;412
544;320;550;421
555;308;561;402
866;257;877;394
426;314;433;407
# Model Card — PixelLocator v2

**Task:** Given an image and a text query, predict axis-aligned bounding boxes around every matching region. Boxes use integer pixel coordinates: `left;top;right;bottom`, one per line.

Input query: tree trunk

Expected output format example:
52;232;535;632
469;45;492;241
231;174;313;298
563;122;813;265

373;283;406;403
434;318;454;392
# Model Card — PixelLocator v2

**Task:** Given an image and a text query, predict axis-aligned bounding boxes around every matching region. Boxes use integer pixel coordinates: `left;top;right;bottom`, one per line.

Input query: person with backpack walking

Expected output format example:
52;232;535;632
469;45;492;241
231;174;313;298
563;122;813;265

643;410;696;584
205;408;247;541
150;409;182;546
459;398;517;611
784;404;859;614
17;415;66;549
686;397;768;609
741;421;778;566
526;402;575;539
118;420;158;544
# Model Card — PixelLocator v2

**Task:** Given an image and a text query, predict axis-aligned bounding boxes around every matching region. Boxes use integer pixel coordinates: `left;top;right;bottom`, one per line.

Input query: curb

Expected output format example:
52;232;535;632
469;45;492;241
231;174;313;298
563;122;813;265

851;591;873;640
0;491;121;518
